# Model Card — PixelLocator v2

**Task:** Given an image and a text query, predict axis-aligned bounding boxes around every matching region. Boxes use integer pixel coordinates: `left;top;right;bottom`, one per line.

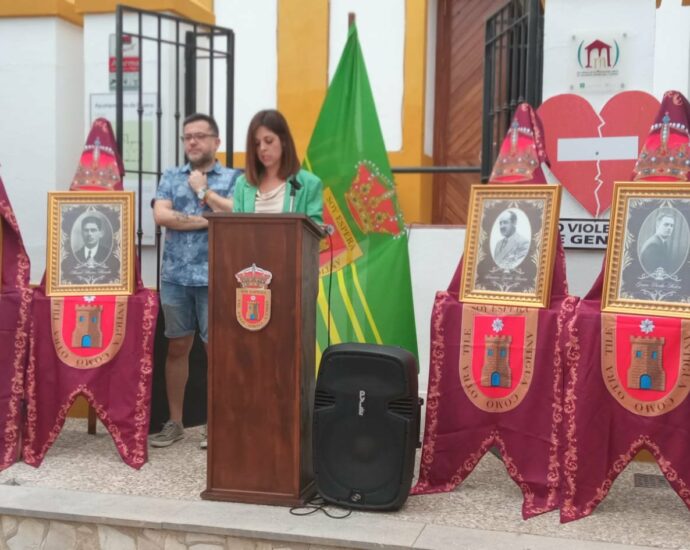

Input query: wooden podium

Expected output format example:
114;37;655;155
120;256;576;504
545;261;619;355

201;213;322;505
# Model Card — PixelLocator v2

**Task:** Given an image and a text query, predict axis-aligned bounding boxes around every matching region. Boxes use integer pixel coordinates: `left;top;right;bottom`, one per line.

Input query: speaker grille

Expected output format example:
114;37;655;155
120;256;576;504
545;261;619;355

314;389;336;409
314;343;419;510
388;396;416;419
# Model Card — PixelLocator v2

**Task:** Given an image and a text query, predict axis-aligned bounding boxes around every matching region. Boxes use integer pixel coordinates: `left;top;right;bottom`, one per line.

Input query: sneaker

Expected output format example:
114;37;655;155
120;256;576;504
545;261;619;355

149;420;184;448
200;424;207;450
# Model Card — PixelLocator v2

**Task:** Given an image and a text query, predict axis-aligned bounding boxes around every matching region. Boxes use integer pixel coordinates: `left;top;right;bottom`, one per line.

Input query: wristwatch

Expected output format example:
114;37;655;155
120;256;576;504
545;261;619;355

196;187;209;201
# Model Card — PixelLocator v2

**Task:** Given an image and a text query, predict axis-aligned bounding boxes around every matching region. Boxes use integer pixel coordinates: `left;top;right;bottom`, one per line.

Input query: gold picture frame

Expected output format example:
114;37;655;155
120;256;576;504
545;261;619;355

602;182;690;318
46;191;135;296
459;184;562;308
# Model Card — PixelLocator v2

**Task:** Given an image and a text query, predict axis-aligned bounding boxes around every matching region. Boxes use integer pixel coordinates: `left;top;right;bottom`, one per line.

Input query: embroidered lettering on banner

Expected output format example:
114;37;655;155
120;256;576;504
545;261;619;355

459;305;538;412
51;295;128;369
601;314;690;416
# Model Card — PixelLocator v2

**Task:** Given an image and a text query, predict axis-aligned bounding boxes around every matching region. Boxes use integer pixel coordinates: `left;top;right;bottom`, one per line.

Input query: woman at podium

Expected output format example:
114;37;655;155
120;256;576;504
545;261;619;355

233;109;323;224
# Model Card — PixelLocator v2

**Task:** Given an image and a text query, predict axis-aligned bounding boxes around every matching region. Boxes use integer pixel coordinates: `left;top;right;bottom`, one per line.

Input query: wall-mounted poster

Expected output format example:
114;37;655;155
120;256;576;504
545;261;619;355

46;192;135;296
460;184;562;308
603;182;690;318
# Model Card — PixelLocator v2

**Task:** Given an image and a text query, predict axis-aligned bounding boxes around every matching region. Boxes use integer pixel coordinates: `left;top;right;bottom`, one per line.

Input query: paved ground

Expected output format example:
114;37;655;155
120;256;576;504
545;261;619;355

0;419;688;549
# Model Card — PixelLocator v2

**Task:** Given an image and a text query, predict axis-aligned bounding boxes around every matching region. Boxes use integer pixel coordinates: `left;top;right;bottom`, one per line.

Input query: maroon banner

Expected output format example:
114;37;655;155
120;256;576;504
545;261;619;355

560;275;690;522
412;291;577;519
0;178;32;472
412;103;581;518
23;289;157;469
561;90;690;522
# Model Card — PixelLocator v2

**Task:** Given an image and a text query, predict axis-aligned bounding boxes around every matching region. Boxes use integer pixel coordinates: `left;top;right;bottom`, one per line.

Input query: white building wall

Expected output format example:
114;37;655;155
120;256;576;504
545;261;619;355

653;0;690;98
0;17;84;283
329;0;405;151
409;226;464;395
542;0;657;297
214;0;277;154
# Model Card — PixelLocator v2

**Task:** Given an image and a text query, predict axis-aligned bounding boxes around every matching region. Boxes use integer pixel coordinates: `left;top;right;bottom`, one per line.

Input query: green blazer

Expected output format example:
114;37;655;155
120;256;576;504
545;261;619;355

232;168;324;225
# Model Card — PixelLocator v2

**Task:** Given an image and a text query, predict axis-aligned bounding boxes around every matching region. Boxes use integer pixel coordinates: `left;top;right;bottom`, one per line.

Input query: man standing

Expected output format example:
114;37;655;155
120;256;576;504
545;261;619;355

640;212;675;274
493;209;530;270
150;113;238;448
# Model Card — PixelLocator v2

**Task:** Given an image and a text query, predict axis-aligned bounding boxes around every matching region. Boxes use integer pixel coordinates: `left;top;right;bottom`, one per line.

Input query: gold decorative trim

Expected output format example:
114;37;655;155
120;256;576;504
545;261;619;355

460;184;562;308
580;435;690;518
602;182;690;318
411;292;453;494
601;314;690;416
459;304;538;413
50;296;128;368
46;191;135;296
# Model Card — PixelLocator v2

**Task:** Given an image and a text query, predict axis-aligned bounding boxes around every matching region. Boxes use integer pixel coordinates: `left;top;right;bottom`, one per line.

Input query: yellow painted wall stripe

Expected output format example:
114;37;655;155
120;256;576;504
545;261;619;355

388;0;431;223
0;0;83;25
350;263;383;344
277;0;329;159
318;277;341;344
73;0;214;24
337;270;365;342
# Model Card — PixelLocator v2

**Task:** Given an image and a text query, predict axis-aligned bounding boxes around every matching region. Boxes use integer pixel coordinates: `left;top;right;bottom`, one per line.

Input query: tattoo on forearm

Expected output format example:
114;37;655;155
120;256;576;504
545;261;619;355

173;212;191;222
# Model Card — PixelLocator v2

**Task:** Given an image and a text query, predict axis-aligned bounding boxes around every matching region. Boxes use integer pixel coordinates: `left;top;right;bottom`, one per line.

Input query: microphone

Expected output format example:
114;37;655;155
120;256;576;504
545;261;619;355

288;174;302;212
322;224;335;235
288;175;302;192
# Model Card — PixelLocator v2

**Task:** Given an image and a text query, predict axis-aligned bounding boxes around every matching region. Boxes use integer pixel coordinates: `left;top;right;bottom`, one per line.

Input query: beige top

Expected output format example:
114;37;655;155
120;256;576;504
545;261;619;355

254;182;287;214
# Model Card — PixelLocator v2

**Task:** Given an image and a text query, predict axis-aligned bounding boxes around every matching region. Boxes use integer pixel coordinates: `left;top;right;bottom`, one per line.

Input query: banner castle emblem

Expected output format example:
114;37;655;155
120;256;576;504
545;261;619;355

602;314;690;416
51;295;128;369
460;306;538;412
235;264;272;331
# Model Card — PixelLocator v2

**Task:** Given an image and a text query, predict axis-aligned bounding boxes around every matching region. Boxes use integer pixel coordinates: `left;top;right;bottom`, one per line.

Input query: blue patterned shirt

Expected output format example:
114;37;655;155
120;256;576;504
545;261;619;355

156;161;239;286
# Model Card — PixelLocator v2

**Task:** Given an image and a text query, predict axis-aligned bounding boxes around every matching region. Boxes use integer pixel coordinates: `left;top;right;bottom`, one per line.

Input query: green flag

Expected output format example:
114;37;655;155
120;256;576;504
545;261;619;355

304;24;418;362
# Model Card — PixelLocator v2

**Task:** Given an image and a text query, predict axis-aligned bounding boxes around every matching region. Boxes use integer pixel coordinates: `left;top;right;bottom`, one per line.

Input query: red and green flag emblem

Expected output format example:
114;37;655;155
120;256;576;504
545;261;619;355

304;24;418;362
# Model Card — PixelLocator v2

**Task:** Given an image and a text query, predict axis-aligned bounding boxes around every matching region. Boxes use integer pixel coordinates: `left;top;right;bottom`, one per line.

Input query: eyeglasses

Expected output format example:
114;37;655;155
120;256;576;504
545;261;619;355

181;133;218;143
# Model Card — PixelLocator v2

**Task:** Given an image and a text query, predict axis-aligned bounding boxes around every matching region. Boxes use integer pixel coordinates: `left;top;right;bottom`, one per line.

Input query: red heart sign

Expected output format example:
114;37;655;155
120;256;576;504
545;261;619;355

537;92;660;216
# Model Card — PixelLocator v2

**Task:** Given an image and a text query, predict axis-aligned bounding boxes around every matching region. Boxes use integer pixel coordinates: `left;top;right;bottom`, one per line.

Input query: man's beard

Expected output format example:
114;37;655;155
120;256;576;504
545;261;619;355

189;151;214;169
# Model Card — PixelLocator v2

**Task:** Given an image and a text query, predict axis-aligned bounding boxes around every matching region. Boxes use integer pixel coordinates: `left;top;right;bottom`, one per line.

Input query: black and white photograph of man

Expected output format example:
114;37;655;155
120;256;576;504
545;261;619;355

637;208;689;276
60;208;120;285
490;208;532;270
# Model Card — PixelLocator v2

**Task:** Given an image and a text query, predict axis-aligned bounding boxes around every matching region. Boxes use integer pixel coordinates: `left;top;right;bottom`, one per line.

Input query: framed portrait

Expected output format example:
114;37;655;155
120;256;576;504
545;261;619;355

46;191;135;296
603;182;690;318
459;184;562;308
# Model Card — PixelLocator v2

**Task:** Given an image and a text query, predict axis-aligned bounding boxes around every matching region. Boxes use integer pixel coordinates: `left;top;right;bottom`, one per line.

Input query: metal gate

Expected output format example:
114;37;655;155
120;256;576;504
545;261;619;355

113;4;235;289
481;0;543;181
113;5;235;430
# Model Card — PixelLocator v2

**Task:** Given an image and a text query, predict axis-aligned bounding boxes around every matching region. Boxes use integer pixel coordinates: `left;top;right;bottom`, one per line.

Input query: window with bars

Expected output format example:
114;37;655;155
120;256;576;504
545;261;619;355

481;0;544;181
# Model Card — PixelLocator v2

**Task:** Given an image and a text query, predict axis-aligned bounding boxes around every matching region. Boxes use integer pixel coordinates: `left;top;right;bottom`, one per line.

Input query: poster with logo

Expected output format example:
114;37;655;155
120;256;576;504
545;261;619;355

109;34;140;91
569;32;628;93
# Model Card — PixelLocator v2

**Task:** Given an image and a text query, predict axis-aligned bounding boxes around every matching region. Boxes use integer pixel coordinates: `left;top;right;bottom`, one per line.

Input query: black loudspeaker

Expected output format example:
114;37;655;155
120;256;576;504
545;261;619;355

313;343;420;510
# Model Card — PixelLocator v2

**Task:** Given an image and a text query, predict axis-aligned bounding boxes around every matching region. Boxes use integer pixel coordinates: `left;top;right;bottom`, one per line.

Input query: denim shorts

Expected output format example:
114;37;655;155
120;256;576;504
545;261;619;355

160;281;209;343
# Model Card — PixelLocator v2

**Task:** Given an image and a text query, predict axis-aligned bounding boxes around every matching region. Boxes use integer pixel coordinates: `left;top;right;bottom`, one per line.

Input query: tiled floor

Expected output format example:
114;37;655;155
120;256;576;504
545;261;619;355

1;419;689;549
